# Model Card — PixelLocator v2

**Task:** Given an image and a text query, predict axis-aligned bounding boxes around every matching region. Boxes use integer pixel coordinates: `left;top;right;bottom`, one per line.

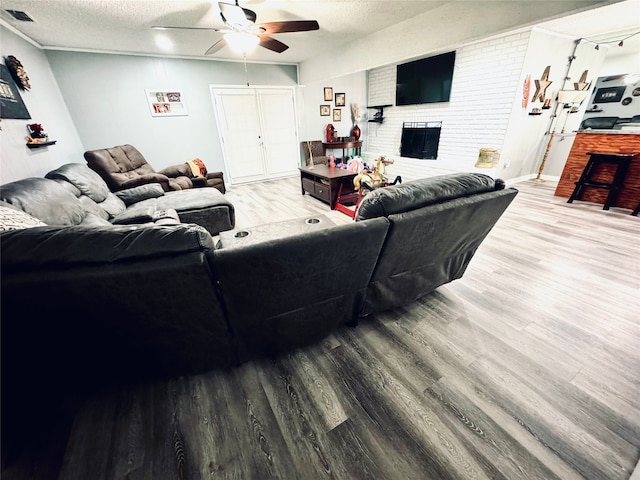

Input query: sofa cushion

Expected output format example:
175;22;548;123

46;163;111;203
356;173;502;220
100;192;127;217
79;196;110;221
115;183;165;206
0;178;86;226
0;205;47;232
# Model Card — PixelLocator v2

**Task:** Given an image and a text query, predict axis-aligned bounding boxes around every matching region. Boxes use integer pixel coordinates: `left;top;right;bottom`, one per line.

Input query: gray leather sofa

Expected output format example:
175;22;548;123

355;174;518;314
0;172;516;392
0;163;235;235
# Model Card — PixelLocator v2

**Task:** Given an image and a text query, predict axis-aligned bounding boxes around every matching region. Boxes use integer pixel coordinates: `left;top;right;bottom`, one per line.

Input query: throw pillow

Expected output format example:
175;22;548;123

186;158;208;177
0;205;47;232
115;183;165;206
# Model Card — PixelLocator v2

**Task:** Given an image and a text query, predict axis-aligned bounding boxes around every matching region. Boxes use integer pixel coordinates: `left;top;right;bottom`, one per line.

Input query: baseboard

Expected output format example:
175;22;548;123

507;174;560;186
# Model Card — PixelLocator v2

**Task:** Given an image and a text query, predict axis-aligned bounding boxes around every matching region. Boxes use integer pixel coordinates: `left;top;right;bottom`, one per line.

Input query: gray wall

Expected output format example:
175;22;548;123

0;27;85;184
46;51;298;175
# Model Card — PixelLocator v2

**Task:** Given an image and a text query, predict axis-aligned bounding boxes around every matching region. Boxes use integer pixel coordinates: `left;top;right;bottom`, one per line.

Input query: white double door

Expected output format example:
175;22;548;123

211;86;300;185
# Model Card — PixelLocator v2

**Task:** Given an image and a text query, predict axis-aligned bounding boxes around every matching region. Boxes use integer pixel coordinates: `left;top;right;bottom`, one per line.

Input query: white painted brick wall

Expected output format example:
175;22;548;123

366;31;530;181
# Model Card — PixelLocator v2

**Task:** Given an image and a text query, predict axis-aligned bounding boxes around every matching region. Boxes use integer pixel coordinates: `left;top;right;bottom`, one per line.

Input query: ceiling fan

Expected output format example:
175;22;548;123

151;1;319;55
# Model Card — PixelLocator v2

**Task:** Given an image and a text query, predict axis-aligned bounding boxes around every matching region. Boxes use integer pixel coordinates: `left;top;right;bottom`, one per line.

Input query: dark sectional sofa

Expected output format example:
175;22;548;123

0;163;234;235
0;172;517;414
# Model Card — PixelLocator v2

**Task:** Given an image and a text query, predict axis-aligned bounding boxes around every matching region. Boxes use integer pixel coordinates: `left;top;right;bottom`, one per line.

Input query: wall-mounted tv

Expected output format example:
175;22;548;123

396;51;456;106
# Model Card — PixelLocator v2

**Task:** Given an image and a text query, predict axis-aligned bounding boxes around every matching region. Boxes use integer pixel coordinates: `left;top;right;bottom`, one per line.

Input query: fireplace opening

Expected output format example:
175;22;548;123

400;121;442;159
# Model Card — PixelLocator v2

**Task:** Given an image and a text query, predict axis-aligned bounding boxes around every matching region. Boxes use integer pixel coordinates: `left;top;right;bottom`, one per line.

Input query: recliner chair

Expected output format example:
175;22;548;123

301;140;328;166
84;144;226;193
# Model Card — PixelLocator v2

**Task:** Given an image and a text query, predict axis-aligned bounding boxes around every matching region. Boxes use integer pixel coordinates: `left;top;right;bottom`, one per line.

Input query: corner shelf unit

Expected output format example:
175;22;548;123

367;105;392;123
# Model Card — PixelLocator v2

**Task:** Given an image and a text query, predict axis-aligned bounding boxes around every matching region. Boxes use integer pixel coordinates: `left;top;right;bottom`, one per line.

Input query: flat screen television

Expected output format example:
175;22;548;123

396;51;456;106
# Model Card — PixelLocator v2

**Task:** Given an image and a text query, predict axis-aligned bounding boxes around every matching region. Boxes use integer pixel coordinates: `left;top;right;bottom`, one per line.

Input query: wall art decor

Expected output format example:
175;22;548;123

335;92;345;107
5;55;30;90
145;89;188;117
0;63;31;119
320;104;330;116
531;66;552;103
574;70;589;91
522;74;531;108
593;86;626;103
324;87;333;101
333;108;341;122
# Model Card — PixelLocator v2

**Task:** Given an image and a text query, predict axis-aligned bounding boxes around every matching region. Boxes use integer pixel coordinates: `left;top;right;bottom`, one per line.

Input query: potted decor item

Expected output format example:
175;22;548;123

26;123;48;143
350;104;361;141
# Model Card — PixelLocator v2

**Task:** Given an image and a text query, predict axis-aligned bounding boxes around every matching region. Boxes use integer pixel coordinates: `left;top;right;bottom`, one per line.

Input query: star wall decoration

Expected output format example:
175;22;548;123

531;66;552;103
574;70;589;91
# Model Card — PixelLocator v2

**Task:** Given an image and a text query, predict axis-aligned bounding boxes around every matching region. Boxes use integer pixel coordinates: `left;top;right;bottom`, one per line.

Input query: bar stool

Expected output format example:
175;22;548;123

567;152;633;210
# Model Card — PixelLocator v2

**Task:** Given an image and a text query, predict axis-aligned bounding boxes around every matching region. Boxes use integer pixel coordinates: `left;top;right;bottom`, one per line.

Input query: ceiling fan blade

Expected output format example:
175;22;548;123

205;38;227;55
259;20;319;34
151;25;223;32
257;35;289;53
219;2;252;27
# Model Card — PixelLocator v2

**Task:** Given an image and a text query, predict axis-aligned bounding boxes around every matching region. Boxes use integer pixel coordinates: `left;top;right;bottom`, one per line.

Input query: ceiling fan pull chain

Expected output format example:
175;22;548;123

243;53;250;86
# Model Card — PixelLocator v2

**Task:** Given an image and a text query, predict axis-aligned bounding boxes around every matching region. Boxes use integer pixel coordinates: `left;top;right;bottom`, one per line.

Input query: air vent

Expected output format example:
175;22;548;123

5;9;35;22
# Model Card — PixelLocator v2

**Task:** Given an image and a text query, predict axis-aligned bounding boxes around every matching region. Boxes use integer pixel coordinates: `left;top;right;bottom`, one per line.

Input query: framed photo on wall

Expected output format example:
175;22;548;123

335;92;345;106
145;89;188;117
324;87;333;101
320;105;330;116
333;108;341;122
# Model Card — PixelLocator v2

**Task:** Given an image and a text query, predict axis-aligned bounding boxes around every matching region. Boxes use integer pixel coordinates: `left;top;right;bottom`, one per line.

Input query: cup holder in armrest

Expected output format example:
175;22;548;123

234;230;251;238
305;217;321;224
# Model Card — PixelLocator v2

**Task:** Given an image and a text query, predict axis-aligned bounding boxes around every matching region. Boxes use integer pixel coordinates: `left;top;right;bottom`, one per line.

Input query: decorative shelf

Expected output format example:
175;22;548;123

27;140;57;149
367;104;392;123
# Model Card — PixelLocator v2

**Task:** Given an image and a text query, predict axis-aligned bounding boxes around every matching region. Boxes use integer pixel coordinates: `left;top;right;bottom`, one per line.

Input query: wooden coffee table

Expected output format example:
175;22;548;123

299;164;357;209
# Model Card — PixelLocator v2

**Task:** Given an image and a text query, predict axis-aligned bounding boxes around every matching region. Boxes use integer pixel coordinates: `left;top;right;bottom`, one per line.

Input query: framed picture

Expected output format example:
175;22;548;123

335;92;345;106
593;86;626;103
324;87;333;101
145;89;188;117
320;105;330;116
0;64;31;119
333;108;342;122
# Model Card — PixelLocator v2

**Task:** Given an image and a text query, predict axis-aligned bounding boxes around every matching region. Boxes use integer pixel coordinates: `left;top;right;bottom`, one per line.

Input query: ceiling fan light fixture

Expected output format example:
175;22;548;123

224;32;259;53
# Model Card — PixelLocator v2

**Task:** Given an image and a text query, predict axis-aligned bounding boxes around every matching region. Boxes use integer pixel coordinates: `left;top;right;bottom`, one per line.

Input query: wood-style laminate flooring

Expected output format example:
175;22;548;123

3;176;639;480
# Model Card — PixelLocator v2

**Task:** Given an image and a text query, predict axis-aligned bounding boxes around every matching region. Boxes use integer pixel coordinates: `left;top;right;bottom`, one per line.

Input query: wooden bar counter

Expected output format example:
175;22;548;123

555;131;640;211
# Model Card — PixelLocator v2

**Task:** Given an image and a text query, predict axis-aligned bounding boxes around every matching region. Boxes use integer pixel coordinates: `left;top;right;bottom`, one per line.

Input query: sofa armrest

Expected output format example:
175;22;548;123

159;164;191;178
111;206;180;225
118;174;171;191
206;171;226;193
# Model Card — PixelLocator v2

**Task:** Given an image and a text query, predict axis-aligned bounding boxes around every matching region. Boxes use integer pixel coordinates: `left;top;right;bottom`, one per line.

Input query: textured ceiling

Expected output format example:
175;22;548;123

0;0;638;64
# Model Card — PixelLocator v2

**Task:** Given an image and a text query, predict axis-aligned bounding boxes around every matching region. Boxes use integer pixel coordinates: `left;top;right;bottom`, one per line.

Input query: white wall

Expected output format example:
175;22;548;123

298;0;614;85
531;41;638;179
359;28;619;182
0;27;85;184
363;30;532;181
45;51;298;176
299;71;368;143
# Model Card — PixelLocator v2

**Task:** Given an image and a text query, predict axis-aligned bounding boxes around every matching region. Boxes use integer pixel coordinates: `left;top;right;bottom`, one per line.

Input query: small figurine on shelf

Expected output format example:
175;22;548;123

26;123;49;144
